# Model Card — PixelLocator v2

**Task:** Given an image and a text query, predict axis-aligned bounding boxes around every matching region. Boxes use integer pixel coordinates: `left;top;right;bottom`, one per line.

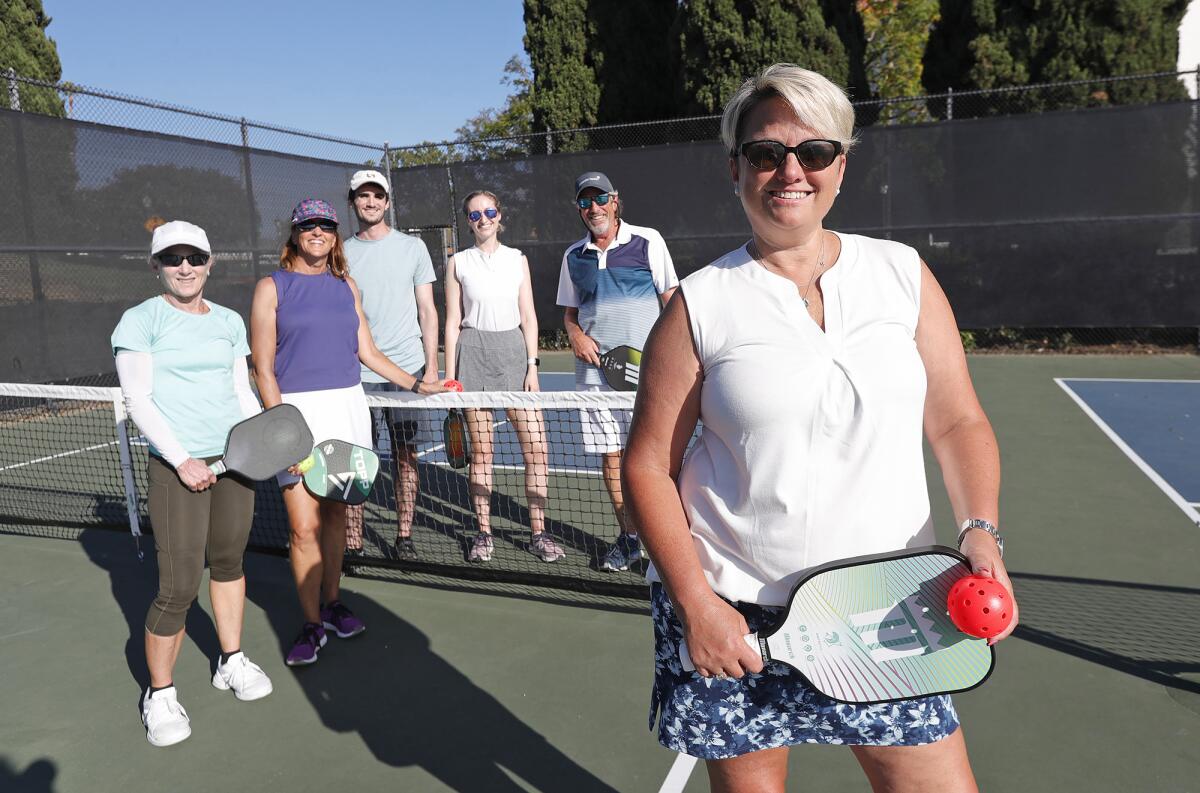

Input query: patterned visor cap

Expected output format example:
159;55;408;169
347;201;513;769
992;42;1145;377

290;198;339;226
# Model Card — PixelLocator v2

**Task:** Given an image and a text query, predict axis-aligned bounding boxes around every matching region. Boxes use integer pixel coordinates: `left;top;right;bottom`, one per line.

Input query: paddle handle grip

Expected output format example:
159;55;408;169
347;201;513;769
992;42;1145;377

208;460;227;476
678;633;761;672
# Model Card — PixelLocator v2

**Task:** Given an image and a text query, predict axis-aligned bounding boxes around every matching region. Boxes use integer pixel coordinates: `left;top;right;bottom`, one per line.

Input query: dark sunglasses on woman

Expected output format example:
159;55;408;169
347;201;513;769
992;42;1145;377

467;208;499;222
154;253;211;267
295;220;338;232
576;193;613;210
735;139;843;171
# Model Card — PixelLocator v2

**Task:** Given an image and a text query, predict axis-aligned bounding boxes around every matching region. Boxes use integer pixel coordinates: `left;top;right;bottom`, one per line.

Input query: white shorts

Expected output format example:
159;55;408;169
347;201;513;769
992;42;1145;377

276;384;372;486
578;382;632;455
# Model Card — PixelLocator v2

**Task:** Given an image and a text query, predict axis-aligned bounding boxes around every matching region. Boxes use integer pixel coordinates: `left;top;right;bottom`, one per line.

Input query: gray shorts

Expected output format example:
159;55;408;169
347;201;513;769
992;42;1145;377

456;327;527;391
363;374;424;447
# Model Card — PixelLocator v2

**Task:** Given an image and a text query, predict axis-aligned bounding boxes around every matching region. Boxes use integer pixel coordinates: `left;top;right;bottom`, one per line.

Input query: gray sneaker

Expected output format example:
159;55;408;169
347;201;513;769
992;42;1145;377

467;531;494;563
529;532;566;562
600;533;643;572
395;535;418;562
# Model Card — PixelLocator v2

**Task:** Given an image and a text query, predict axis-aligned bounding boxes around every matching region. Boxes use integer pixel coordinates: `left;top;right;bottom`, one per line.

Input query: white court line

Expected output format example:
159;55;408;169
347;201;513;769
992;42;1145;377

0;440;118;473
1055;378;1200;527
658;753;699;793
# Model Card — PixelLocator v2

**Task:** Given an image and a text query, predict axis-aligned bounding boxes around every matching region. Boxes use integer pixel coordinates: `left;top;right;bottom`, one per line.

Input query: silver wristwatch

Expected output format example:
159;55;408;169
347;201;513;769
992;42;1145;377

957;518;1004;558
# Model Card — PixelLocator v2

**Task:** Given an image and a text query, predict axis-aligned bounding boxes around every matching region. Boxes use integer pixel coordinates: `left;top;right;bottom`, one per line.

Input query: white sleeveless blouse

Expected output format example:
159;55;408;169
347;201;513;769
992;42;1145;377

651;232;936;605
453;244;525;332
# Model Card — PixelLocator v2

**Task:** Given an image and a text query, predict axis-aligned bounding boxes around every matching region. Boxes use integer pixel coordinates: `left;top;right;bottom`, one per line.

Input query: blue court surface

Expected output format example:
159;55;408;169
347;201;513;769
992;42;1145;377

1056;378;1200;525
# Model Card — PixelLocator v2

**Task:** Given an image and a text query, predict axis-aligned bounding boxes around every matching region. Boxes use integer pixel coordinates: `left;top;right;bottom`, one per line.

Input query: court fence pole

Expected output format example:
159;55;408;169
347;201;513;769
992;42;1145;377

6;67;18;111
239;118;261;280
383;142;397;228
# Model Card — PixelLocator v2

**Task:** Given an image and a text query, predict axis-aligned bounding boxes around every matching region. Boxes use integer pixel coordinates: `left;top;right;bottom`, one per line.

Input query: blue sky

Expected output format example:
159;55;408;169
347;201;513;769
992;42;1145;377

42;0;529;146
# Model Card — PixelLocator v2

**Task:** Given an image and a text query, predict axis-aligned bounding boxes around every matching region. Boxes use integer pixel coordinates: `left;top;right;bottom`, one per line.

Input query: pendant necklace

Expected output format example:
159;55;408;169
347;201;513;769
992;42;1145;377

751;233;827;307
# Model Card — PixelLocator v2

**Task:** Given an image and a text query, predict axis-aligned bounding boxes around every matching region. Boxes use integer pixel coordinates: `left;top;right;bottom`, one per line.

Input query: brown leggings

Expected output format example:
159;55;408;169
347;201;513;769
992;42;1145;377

145;455;256;636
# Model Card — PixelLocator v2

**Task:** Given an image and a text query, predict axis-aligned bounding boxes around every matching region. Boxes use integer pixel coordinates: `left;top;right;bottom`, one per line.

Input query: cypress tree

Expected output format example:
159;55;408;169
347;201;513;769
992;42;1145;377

0;0;65;115
524;0;600;149
672;0;850;116
923;0;1189;113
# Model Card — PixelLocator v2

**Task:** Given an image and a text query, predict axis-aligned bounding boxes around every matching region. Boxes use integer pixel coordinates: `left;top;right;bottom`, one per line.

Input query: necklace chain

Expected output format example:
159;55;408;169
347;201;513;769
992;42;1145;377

750;234;827;308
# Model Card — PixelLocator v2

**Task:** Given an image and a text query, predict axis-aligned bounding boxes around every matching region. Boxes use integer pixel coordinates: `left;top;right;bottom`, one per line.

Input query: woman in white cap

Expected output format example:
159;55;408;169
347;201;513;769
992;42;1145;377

250;199;447;668
444;190;564;564
112;220;271;748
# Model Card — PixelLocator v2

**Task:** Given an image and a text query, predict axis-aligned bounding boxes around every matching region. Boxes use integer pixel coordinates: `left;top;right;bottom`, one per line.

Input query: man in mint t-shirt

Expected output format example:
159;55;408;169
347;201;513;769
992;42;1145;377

344;169;440;560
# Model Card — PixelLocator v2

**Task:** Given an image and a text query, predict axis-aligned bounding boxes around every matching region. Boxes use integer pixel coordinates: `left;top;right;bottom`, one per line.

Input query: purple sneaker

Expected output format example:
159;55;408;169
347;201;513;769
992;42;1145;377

321;600;366;639
285;622;327;666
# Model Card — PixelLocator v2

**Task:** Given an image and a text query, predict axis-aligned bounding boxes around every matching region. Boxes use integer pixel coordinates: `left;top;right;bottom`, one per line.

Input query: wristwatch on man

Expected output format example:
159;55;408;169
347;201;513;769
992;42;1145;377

957;518;1004;558
527;357;540;366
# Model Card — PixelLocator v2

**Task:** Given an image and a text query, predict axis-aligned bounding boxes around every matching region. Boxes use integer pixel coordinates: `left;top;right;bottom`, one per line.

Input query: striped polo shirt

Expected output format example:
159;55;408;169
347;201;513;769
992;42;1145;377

556;220;679;387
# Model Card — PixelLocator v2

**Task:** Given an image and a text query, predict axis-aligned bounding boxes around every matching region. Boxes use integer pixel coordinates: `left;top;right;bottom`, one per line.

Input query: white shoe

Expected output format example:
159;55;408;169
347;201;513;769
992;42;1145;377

212;652;274;701
141;686;191;747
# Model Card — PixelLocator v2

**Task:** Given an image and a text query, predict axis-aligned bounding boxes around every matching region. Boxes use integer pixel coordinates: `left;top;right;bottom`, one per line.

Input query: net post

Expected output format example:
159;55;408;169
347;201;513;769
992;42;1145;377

946;86;953;120
111;393;144;550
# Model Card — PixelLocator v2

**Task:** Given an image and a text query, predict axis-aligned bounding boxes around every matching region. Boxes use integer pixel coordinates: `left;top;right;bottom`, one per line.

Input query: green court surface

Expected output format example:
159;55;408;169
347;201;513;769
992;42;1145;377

2;354;1200;792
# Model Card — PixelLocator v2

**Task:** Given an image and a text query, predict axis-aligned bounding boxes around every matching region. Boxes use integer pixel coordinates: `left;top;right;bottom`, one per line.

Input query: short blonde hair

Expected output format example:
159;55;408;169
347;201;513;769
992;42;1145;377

721;63;856;157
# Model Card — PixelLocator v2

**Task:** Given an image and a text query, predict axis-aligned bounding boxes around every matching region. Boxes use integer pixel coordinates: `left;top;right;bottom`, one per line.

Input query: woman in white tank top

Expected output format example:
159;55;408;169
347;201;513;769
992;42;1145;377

623;64;1018;790
444;191;565;564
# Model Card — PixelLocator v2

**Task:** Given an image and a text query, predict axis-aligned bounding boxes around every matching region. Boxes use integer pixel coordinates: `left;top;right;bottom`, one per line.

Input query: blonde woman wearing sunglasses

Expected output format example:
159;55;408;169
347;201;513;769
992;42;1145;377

444;190;564;565
623;64;1016;792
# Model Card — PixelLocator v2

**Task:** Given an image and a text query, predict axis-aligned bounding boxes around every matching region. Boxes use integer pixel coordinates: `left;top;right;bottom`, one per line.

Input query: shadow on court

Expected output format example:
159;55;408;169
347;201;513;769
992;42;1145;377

77;527;227;695
1011;571;1200;706
244;571;620;793
0;758;57;793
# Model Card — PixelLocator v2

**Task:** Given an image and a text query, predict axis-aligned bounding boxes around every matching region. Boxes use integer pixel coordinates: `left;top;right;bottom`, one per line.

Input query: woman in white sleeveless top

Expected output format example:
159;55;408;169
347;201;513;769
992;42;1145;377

623;64;1018;792
445;190;565;564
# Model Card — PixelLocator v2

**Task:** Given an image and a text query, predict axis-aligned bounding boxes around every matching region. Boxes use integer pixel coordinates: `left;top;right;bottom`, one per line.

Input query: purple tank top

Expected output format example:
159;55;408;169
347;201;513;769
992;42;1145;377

271;269;360;393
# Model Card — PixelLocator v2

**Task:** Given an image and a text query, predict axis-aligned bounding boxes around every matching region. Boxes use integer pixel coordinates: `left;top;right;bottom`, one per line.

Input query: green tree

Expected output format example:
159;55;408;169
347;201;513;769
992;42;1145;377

0;0;64;115
588;0;677;123
672;0;849;116
924;0;1190;113
524;0;600;151
453;54;535;159
857;0;940;123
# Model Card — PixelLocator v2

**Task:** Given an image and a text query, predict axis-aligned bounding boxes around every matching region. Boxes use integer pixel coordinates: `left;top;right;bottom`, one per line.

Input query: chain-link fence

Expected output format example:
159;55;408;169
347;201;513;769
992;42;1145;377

1;68;1197;386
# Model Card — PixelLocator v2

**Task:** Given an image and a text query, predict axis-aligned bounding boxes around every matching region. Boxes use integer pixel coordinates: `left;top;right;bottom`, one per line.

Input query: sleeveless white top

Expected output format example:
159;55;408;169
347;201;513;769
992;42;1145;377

453;244;525;332
649;232;936;606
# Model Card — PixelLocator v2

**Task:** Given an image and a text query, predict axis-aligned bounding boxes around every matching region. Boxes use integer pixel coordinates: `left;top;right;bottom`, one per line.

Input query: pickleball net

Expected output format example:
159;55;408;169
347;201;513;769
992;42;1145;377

0;383;657;596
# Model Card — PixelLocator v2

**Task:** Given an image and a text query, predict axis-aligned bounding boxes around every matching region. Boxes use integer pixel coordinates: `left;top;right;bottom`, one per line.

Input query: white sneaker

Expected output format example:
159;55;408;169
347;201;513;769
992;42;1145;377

212;652;273;701
141;686;191;747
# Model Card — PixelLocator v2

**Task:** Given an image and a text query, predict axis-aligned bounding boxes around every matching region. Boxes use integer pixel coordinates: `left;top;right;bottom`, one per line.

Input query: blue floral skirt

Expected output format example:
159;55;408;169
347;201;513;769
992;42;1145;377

649;583;960;759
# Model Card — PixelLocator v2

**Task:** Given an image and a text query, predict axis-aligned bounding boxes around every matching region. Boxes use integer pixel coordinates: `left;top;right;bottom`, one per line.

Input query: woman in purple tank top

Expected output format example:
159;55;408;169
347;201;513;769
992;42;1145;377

250;199;448;667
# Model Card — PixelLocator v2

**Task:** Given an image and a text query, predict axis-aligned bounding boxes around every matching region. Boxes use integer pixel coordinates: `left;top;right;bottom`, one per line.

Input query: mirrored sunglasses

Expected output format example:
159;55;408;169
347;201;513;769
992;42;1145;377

736;139;843;171
576;193;613;210
154;253;210;267
467;207;499;223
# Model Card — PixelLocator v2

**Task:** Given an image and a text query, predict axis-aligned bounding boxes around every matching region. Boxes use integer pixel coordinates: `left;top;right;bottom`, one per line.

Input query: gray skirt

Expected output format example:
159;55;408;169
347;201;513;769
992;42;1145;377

456;327;527;391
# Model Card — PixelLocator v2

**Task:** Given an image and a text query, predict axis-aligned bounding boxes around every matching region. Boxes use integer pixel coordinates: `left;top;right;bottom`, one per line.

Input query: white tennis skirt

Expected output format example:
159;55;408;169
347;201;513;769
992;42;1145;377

276;383;371;486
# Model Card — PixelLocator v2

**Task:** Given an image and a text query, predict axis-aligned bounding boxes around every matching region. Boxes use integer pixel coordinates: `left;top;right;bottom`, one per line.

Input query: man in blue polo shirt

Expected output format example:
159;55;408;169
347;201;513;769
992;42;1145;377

344;169;440;561
557;171;679;572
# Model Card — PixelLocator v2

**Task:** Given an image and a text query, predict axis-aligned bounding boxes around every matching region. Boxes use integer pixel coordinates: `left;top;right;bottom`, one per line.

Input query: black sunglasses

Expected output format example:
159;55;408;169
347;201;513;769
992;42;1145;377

155;253;210;267
467;207;499;223
576;193;613;210
295;220;338;232
735;139;843;171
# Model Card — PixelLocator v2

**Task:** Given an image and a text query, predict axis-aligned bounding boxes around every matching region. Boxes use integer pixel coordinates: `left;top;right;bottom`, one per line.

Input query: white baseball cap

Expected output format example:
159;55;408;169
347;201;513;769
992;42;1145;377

150;220;211;255
349;169;391;195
